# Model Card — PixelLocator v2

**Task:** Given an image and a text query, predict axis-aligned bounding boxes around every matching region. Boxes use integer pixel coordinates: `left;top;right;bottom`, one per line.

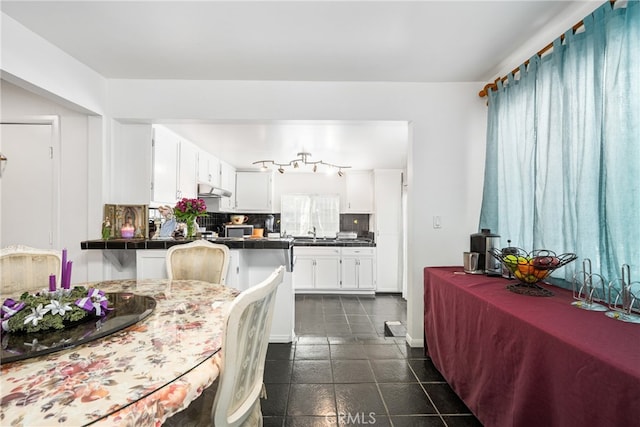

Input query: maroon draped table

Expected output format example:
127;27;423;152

423;266;640;427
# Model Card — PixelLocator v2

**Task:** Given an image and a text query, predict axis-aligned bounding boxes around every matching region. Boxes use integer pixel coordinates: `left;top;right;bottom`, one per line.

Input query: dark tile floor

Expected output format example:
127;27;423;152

262;294;482;427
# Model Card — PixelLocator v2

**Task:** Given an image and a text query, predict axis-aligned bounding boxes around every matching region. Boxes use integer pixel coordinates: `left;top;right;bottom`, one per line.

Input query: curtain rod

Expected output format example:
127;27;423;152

478;0;616;98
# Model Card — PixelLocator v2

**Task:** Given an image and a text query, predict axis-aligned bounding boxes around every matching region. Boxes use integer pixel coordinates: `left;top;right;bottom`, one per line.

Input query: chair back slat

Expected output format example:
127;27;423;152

213;266;285;427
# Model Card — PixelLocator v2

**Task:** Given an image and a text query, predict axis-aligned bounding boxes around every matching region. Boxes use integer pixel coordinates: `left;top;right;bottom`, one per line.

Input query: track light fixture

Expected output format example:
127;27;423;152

252;152;351;176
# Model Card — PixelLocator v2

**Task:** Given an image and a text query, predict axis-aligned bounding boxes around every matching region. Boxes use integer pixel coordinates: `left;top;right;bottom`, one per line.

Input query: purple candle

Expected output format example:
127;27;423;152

61;248;67;287
64;261;73;289
49;274;56;292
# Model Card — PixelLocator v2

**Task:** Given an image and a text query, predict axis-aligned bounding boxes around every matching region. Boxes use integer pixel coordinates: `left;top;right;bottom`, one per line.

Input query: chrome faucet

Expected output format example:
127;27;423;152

308;226;317;241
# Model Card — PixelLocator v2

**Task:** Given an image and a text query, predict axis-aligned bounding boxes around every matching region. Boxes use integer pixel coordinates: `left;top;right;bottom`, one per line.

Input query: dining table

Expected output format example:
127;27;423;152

0;279;239;426
424;266;640;427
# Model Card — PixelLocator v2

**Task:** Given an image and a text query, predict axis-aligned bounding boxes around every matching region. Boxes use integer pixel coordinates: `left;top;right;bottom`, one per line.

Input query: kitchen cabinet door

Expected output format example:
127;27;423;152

177;140;198;199
314;257;341;289
341;257;358;289
357;256;375;289
197;150;221;187
235;171;273;212
225;249;248;291
373;169;403;293
374;170;402;233
293;247;340;290
136;250;168;280
152;126;179;205
341;248;375;290
375;233;401;292
344;171;373;213
219;161;236;211
292;256;315;289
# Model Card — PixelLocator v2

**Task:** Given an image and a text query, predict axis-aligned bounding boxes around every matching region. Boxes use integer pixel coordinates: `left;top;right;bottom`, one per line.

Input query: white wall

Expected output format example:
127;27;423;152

1;3;593;345
0;11;493;346
273;172;347;211
0;81;92;283
105;78;488;345
1;13;107;116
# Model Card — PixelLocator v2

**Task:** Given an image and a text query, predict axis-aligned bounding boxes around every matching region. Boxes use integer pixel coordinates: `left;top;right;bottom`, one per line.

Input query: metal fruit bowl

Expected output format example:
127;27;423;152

490;248;577;296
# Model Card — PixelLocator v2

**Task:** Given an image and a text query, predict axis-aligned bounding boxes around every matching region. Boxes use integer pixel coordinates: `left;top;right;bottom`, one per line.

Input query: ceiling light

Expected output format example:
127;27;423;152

253;151;350;176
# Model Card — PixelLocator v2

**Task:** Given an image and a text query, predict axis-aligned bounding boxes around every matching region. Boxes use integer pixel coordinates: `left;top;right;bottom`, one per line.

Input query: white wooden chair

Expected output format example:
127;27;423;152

166;240;230;284
0;245;62;295
163;266;285;427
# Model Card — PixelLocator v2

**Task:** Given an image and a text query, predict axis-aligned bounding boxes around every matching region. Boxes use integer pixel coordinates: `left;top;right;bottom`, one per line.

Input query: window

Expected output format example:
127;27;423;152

280;194;340;238
480;1;639;286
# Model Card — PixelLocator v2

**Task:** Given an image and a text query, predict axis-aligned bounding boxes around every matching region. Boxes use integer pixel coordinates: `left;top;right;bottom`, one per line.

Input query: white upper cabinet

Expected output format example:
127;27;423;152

374;170;402;234
177;140;198;200
219;160;236;211
197;150;221;188
151;125;198;205
111;122;154;205
151;125;179;205
235;171;274;212
343;170;373;213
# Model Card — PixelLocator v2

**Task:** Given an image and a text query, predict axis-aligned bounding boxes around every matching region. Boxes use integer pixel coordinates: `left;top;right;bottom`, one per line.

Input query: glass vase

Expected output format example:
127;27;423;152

186;218;197;239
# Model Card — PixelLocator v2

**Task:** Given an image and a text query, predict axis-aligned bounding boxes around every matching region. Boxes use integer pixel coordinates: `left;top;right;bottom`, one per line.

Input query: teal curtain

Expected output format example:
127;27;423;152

480;0;640;286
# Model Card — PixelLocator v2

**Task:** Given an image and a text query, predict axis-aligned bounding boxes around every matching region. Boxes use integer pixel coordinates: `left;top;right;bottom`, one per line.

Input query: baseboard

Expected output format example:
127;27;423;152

269;332;295;343
405;333;424;348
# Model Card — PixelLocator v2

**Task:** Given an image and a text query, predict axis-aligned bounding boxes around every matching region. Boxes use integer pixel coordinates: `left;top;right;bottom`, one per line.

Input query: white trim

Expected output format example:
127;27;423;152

405;333;424;348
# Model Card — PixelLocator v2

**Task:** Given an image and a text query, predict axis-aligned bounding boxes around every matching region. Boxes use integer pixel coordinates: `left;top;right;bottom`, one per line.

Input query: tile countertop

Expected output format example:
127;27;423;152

81;237;375;250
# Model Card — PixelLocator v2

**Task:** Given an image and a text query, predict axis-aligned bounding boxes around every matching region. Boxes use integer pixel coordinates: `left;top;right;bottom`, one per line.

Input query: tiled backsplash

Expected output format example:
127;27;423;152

197;213;282;234
340;214;372;237
151;207;371;237
199;212;371;237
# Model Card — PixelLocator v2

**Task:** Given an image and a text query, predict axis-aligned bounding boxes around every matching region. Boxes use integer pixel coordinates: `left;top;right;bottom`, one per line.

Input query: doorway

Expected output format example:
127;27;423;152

0;119;59;248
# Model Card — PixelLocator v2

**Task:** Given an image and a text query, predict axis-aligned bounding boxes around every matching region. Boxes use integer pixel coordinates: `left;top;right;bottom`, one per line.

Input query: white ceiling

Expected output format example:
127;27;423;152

1;0;589;170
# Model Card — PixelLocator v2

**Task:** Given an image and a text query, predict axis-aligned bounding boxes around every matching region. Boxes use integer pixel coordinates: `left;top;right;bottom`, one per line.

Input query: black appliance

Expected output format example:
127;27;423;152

470;229;501;276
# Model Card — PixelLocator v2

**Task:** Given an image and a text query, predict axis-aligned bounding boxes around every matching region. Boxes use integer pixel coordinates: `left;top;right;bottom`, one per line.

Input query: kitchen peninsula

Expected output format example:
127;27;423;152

82;237;295;342
81;236;377;342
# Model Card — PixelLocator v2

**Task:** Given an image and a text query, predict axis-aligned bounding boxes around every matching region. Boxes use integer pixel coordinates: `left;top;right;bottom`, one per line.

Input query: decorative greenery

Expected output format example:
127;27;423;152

3;287;95;334
173;198;207;223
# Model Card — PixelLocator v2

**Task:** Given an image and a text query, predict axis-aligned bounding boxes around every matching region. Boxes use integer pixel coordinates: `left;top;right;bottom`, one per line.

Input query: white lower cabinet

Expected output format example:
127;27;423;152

341;247;375;290
136;250;168;279
293;246;375;294
293;247;341;290
225;249;248;291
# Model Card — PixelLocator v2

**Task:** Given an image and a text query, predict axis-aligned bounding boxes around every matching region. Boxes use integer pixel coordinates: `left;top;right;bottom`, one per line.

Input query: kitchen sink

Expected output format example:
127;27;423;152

293;237;337;242
293;237;374;246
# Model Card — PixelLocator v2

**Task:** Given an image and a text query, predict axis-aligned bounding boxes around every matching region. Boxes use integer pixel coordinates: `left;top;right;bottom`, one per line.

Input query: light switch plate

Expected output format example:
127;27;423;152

433;216;442;229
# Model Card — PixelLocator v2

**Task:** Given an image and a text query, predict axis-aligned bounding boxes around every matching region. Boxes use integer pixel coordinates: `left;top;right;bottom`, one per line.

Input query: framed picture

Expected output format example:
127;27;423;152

103;204;148;239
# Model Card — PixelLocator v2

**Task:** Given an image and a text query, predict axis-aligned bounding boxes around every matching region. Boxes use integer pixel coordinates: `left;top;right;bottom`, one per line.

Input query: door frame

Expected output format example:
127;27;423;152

0;115;60;248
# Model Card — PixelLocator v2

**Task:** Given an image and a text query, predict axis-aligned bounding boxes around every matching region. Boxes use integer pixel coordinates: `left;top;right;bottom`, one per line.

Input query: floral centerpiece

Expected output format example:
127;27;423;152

2;287;112;334
173;197;207;239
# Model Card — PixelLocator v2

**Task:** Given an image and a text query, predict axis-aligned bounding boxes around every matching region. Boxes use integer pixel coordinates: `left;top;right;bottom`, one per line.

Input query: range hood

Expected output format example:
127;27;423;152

197;183;232;198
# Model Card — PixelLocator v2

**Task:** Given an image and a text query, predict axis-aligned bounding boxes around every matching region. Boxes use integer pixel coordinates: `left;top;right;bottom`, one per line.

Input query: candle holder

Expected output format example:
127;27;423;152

606;264;640;324
571;259;608;311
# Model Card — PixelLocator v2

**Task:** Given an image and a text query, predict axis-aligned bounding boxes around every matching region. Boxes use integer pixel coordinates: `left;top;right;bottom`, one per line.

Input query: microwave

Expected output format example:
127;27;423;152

224;224;253;238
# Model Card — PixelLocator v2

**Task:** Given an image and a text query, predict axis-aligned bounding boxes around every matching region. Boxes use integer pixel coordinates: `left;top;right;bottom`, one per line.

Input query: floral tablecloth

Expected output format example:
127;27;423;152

0;279;239;426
